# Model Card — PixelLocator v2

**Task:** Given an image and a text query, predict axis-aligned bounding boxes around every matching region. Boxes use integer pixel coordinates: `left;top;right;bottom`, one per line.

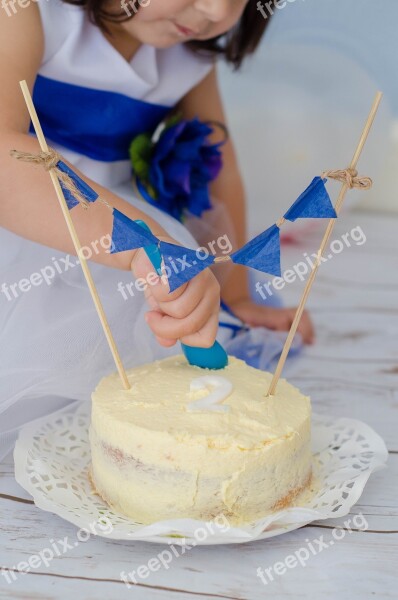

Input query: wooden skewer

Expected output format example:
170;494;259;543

19;80;131;390
267;91;383;396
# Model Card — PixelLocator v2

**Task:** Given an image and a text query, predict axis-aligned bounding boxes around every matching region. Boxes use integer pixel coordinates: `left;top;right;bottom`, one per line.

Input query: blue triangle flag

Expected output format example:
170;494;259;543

284;177;337;222
57;161;99;210
111;209;159;254
231;224;281;277
159;242;215;293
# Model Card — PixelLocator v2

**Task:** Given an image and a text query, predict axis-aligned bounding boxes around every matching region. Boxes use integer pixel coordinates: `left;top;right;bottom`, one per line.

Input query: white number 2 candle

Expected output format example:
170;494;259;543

187;376;233;413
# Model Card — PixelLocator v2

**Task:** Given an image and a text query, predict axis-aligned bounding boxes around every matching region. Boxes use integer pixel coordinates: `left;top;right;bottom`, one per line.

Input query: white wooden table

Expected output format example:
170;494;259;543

1;212;397;600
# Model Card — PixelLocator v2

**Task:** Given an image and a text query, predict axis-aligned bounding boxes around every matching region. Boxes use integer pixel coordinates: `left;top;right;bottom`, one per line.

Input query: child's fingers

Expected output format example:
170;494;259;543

145;292;219;344
145;298;216;339
132;246;221;348
273;308;314;344
229;301;315;346
296;310;315;344
131;249;188;303
157;271;219;320
150;310;219;349
154;335;178;348
179;308;219;348
143;289;160;311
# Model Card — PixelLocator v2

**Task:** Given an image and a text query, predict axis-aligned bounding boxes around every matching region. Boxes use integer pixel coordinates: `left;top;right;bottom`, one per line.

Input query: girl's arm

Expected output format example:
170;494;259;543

0;6;220;349
0;6;167;271
179;67;314;343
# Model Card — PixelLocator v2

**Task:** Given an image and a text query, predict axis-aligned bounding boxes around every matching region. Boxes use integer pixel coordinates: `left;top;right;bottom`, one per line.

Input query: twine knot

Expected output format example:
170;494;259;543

276;217;286;228
214;255;231;264
10;147;91;209
322;168;373;190
10;148;62;171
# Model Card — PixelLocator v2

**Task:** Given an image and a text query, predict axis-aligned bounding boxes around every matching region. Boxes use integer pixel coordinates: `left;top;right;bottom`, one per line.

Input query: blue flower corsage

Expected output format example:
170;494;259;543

129;115;227;222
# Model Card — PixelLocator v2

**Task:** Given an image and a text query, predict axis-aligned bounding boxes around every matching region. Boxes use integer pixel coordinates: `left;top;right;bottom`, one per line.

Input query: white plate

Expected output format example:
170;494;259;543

14;402;388;545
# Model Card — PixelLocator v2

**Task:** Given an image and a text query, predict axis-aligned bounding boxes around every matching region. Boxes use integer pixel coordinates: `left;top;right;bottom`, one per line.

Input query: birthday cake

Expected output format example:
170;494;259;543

89;356;312;524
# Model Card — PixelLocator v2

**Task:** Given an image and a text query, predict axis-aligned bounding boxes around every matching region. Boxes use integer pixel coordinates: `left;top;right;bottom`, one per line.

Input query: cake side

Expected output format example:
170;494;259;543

90;356;312;524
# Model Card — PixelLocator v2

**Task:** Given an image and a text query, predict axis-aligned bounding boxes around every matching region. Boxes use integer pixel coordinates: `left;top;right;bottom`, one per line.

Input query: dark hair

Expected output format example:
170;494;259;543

62;0;272;69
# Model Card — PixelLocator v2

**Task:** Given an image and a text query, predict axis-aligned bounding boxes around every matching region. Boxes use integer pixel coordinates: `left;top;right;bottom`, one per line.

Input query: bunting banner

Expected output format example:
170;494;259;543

230;224;282;277
57;161;99;210
57;164;339;292
134;219;163;276
283;176;337;222
110;209;159;254
159;242;215;293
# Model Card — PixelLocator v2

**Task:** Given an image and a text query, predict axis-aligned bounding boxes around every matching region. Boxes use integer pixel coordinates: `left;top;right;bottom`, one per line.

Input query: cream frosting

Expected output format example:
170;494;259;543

90;356;312;524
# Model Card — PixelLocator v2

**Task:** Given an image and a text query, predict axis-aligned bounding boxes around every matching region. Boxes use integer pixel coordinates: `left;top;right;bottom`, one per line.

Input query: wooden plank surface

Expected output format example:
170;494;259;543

1;212;397;599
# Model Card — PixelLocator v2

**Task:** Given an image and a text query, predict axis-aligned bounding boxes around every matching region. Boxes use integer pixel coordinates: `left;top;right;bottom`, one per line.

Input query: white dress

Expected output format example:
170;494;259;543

0;0;219;458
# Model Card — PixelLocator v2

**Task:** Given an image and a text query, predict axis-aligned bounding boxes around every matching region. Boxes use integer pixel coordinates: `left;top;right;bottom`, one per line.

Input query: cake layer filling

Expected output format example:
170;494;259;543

90;428;312;523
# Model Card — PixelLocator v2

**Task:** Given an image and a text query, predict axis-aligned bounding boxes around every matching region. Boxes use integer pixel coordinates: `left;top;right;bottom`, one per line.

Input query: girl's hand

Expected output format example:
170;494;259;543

227;299;315;345
131;247;220;348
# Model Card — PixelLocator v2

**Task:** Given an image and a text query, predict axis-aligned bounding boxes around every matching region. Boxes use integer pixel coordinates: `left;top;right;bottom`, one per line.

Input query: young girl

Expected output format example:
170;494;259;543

0;0;313;456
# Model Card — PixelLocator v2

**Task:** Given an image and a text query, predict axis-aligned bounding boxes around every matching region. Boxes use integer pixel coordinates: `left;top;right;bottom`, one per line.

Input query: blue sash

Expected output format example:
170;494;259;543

30;75;170;162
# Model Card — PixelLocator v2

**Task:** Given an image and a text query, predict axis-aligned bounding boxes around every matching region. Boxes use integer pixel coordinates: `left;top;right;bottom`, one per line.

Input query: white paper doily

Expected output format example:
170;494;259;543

14;402;388;545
